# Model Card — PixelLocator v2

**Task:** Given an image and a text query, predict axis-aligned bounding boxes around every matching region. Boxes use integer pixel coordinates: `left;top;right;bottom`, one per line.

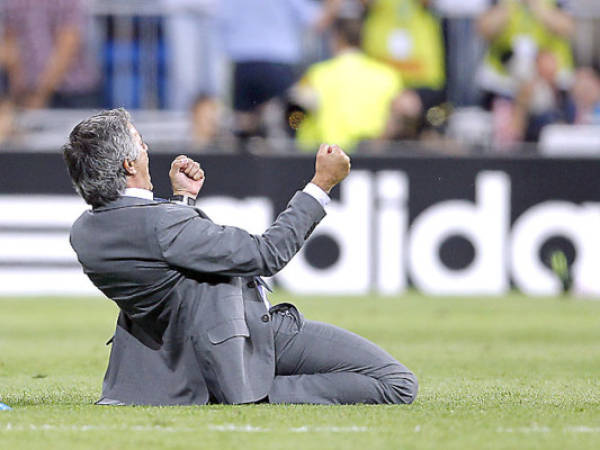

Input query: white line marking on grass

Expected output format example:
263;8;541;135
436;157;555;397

207;424;369;433
4;423;597;435
208;424;268;432
0;423;370;433
497;425;551;433
564;426;600;433
497;425;600;434
0;424;193;433
289;426;368;433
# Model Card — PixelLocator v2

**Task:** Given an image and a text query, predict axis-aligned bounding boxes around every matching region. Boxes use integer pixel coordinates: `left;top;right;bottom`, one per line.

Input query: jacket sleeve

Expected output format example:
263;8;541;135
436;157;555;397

155;191;326;277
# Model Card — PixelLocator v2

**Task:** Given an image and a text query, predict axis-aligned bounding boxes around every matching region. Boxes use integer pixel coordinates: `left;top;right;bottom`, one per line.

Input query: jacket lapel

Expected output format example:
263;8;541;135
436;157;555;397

256;276;273;293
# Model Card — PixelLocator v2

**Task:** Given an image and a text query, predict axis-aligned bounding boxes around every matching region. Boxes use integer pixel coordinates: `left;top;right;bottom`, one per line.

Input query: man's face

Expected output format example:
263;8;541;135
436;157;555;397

128;124;153;191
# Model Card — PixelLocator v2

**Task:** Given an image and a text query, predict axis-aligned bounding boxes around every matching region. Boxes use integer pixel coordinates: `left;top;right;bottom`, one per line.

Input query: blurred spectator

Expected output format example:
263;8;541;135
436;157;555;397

0;0;100;109
0;99;14;145
361;0;446;114
508;49;572;143
477;0;575;106
163;0;223;111
292;17;410;152
494;65;600;151
218;0;342;141
569;67;600;125
189;93;235;151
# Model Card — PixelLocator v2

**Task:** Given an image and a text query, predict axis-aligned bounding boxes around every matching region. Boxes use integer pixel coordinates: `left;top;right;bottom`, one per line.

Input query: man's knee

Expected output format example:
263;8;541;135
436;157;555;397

382;370;418;405
401;371;419;404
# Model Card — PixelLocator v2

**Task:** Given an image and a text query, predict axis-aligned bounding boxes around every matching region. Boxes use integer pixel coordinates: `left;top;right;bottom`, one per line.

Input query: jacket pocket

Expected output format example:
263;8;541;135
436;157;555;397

207;318;250;344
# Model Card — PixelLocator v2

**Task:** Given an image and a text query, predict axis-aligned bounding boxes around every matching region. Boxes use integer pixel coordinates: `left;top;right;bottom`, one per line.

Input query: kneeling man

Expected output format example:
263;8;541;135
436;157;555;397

63;108;418;405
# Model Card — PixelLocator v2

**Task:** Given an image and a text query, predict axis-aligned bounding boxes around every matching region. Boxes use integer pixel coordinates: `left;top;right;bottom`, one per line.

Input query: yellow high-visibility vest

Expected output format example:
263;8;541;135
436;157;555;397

485;0;573;78
296;51;402;152
362;0;445;90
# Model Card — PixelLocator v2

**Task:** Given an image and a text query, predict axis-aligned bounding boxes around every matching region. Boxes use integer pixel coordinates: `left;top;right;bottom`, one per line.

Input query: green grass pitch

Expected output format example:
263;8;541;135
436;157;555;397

1;292;599;449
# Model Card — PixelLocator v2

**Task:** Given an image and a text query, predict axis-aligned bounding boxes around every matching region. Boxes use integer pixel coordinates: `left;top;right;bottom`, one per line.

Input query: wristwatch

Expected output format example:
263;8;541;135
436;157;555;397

169;195;196;206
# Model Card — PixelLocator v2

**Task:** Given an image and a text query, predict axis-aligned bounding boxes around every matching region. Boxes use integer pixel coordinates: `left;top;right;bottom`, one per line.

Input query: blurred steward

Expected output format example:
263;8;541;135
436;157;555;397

0;0;100;109
477;0;575;108
163;0;223;111
291;16;418;152
218;0;342;142
360;0;446;119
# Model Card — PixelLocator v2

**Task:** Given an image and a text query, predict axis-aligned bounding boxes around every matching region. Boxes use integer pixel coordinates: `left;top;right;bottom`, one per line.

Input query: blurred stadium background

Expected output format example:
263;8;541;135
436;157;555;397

1;2;600;448
1;0;600;298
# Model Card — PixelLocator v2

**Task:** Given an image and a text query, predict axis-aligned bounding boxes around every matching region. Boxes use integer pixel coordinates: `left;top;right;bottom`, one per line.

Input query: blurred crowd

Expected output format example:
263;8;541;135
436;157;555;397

0;0;600;154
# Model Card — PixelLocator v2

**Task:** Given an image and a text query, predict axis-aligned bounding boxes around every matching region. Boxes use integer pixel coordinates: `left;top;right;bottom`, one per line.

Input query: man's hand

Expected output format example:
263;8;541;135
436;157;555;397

169;155;205;198
310;144;351;194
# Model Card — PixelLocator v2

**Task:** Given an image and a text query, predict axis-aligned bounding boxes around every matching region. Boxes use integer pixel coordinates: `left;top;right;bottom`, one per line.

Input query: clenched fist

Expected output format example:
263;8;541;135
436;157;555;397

310;144;351;194
169;155;205;198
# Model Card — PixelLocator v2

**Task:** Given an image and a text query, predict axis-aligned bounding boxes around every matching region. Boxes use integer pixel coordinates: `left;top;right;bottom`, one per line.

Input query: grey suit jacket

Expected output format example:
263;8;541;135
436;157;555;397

69;191;326;405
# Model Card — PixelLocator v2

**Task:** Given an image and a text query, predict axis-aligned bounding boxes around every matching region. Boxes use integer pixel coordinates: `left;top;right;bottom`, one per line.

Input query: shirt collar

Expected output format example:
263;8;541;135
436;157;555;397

122;188;154;200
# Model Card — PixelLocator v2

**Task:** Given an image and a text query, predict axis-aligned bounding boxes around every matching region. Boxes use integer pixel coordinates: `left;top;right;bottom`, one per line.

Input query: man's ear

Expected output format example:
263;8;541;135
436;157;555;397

123;159;136;176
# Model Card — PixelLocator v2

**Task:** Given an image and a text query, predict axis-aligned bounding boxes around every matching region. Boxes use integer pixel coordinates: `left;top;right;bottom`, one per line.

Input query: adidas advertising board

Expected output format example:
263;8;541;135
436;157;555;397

0;153;598;297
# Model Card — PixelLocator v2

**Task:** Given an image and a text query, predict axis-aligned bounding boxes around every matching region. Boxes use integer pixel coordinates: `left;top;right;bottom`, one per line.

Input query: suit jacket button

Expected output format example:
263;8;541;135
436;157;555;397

247;280;256;288
261;314;270;323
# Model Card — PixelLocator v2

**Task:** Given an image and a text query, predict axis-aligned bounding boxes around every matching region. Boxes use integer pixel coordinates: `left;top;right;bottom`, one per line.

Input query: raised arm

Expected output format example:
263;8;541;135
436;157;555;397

1;27;25;102
25;25;82;109
526;0;574;38
157;145;350;277
477;2;511;41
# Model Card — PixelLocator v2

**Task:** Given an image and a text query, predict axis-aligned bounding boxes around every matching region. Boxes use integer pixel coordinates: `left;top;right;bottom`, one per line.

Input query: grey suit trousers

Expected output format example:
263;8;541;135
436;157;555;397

267;304;418;405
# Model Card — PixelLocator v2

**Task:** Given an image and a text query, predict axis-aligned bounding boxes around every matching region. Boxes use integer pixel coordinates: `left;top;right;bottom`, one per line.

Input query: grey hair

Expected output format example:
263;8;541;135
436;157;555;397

62;108;140;207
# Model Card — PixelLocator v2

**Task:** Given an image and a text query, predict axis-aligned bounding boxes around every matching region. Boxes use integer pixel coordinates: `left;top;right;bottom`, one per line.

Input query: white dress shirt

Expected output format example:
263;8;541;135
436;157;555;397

123;188;154;200
302;182;330;208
